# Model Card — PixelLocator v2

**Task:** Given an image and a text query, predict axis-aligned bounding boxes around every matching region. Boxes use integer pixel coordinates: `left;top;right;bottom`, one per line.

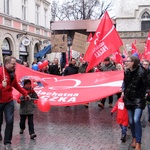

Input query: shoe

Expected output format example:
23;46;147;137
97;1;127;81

84;103;89;108
30;133;37;139
0;133;2;141
98;103;104;109
4;143;12;150
121;134;126;142
135;143;141;150
131;138;136;148
20;129;24;134
109;103;113;108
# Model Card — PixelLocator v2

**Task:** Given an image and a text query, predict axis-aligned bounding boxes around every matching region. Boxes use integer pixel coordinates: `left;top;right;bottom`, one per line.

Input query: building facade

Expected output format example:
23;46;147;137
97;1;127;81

0;0;51;65
115;0;150;52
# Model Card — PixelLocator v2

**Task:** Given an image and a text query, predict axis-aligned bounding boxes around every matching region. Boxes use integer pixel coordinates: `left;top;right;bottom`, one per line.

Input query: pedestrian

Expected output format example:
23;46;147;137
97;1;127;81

0;56;29;150
78;59;94;108
48;58;60;75
142;59;150;125
111;97;128;142
123;56;147;150
98;57;116;108
62;58;79;76
18;79;38;139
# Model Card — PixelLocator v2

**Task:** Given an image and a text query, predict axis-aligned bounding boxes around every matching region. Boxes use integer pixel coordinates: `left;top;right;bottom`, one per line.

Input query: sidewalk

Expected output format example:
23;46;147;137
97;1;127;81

0;99;149;150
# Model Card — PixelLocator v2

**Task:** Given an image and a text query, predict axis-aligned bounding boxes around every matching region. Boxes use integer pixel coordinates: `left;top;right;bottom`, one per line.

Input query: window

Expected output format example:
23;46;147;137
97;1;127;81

4;0;10;14
22;0;27;20
141;11;150;31
35;4;40;25
44;9;47;27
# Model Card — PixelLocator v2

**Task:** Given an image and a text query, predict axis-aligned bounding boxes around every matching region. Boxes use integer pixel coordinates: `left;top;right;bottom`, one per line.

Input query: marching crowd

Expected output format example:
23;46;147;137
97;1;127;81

0;54;150;150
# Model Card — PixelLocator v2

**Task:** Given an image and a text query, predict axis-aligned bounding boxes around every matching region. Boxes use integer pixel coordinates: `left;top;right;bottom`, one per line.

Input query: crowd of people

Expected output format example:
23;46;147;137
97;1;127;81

1;54;150;150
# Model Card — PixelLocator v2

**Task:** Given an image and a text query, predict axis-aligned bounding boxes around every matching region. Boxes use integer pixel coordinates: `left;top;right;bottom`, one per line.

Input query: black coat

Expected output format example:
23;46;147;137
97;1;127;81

63;64;79;76
123;66;147;110
48;64;60;75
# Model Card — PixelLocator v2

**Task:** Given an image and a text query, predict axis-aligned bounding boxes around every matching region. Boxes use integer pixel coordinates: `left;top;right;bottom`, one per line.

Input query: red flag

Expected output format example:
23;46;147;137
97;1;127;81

84;12;123;72
87;33;93;42
114;50;123;65
143;31;150;60
131;40;139;55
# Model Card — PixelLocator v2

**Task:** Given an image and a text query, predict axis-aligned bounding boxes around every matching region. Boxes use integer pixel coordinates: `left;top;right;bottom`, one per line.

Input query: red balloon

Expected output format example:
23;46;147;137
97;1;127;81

42;60;49;67
38;62;44;70
37;98;51;112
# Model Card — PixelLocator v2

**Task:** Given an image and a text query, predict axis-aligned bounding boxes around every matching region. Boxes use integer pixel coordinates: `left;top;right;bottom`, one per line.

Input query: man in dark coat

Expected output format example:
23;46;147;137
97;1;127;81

63;58;78;76
48;58;60;75
98;57;116;108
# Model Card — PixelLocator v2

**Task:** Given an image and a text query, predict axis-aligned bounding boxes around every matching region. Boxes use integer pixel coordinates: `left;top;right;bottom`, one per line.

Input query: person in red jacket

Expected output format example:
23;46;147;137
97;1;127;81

111;97;128;142
0;56;29;150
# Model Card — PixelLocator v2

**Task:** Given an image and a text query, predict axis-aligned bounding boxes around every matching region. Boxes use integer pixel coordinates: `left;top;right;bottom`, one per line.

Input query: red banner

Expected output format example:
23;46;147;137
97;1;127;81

13;64;123;109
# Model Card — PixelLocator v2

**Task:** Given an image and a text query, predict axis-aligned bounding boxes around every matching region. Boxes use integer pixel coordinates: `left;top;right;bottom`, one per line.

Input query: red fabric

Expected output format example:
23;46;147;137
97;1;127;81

111;98;128;126
13;64;124;107
131;41;138;55
84;12;123;72
112;49;123;65
0;67;27;103
143;31;150;60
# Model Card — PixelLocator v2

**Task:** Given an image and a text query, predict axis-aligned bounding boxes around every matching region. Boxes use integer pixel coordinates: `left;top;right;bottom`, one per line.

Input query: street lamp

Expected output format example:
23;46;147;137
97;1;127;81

67;36;72;61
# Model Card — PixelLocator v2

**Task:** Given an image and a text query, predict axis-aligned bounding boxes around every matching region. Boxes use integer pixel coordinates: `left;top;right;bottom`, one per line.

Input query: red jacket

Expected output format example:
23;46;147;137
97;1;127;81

0;67;27;103
111;98;128;126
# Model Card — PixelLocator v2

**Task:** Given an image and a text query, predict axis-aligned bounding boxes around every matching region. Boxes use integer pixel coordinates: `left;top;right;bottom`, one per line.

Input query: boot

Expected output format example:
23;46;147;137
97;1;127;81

121;134;126;142
131;138;136;148
135;143;141;150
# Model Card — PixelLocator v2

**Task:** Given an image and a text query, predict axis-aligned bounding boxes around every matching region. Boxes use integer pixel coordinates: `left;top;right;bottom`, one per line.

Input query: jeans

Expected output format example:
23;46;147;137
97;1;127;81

101;95;113;105
147;104;150;122
20;114;35;135
0;100;14;145
128;108;143;144
120;124;127;135
0;110;3;133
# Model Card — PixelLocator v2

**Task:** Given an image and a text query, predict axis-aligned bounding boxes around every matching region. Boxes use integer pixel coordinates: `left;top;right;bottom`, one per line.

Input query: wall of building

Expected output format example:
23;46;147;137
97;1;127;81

0;0;51;65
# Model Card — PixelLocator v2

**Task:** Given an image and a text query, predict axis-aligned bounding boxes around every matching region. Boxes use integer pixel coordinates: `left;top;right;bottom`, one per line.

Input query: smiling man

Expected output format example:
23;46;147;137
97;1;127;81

0;56;29;150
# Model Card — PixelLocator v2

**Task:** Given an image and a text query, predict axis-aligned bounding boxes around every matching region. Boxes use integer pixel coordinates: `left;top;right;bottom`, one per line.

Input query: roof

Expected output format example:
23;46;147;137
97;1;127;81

51;19;116;32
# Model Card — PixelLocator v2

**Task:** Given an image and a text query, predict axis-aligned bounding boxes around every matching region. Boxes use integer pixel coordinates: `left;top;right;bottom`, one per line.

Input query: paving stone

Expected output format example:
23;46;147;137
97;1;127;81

0;99;150;150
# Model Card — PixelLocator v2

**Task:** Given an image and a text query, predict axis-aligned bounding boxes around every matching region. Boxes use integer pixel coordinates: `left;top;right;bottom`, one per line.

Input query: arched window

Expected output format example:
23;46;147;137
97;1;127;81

141;11;150;31
2;38;12;56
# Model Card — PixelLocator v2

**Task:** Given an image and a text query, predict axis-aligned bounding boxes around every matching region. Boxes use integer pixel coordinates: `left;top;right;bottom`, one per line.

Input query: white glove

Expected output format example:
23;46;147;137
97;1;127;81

2;80;7;88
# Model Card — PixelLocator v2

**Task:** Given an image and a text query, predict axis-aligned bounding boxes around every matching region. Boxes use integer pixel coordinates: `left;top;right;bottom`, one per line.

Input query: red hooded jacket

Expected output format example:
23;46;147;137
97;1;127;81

0;67;27;103
111;98;128;126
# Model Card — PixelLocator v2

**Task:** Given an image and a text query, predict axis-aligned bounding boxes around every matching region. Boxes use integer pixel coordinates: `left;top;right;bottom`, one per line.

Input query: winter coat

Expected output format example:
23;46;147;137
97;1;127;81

111;98;128;126
100;62;116;71
19;87;38;115
123;66;147;110
0;67;27;103
63;64;79;76
48;64;60;75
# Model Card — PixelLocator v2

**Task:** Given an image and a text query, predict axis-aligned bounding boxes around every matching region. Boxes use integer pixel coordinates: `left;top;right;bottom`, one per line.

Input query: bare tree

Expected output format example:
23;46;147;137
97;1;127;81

51;0;114;21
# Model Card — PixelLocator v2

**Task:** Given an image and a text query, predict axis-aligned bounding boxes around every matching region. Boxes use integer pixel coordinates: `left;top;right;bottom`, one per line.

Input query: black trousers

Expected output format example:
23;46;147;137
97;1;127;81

20;114;35;135
0;100;14;145
101;95;113;105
